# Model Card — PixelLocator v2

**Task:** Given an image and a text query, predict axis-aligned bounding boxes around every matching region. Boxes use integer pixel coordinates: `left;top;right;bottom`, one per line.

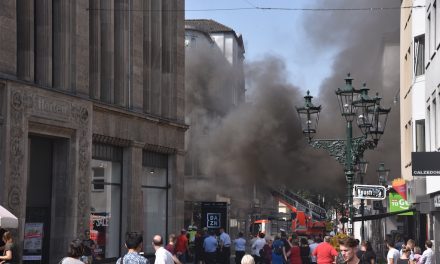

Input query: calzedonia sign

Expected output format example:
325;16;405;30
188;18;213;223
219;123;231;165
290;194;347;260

412;152;440;176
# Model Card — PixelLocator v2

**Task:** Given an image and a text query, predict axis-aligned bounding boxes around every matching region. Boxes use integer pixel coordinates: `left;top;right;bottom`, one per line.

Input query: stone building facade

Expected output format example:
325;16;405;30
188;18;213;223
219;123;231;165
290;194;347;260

0;0;186;263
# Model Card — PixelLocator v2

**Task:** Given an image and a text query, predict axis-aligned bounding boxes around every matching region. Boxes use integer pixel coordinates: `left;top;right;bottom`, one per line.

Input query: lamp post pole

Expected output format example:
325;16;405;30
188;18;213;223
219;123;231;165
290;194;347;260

296;74;391;236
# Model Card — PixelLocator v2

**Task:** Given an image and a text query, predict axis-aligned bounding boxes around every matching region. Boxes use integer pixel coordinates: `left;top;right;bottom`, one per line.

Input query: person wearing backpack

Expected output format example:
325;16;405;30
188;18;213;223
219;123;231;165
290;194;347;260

272;235;287;264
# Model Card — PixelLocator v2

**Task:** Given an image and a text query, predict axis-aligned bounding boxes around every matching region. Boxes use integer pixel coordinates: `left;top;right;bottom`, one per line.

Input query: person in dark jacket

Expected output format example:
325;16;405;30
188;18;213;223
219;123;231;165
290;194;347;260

356;241;376;264
300;238;310;264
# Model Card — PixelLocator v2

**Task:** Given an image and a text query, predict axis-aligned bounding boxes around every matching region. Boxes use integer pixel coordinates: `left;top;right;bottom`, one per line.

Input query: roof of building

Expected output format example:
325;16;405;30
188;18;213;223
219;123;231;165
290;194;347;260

185;19;244;50
185;19;235;33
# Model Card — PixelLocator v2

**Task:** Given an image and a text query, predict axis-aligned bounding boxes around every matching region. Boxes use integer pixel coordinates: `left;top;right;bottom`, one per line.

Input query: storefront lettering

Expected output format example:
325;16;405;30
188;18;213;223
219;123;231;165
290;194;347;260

91;215;110;227
35;96;70;120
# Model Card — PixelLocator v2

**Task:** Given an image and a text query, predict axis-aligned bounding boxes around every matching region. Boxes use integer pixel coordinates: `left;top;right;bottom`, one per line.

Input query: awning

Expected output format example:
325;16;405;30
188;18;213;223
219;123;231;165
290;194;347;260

0;205;18;228
352;208;416;222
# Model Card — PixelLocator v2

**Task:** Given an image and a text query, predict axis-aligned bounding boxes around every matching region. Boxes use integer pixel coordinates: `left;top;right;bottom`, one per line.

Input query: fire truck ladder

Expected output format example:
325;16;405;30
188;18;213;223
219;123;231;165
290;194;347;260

271;189;327;220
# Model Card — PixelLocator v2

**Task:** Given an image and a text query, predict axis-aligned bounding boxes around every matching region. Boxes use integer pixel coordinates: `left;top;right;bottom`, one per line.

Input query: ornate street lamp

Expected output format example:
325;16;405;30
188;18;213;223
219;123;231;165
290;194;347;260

296;74;391;236
368;94;391;145
296;91;322;142
377;162;390;186
353;83;377;136
335;74;360;122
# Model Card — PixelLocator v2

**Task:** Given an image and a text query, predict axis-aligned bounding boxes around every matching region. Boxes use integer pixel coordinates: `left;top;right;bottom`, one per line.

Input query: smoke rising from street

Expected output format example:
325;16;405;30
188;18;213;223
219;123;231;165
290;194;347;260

185;0;401;201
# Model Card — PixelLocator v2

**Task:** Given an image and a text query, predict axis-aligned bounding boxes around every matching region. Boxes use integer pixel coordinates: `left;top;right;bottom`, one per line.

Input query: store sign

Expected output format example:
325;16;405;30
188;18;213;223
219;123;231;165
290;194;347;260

201;202;228;231
353;184;386;200
434;194;440;208
389;192;413;216
206;213;221;228
412;152;440;176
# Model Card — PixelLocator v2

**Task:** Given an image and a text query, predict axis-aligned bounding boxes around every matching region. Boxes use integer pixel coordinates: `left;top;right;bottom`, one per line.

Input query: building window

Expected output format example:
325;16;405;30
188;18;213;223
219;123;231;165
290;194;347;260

92;167;105;191
434;2;437;50
427;106;431;149
434;100;437;148
142;151;169;254
437;0;440;48
415;119;426;152
90;144;123;260
428;13;432;59
414;35;425;76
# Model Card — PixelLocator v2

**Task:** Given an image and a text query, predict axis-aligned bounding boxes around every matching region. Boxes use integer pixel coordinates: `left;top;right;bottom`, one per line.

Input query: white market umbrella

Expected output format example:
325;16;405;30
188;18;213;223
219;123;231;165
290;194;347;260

0;205;18;229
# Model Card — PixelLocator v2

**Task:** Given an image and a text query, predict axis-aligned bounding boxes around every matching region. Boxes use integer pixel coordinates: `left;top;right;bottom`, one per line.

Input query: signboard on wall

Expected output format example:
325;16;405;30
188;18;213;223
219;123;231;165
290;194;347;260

201;202;228;231
22;223;44;261
389;192;413;216
412;152;440;176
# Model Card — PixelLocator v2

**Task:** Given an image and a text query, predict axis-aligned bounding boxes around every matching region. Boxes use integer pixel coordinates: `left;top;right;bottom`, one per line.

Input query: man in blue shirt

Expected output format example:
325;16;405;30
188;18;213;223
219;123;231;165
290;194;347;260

203;230;218;264
219;228;231;264
233;232;246;264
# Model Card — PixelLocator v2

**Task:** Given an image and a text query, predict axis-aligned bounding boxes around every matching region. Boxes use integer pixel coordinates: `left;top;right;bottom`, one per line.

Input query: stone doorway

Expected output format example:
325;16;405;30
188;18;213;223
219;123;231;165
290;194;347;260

24;135;70;263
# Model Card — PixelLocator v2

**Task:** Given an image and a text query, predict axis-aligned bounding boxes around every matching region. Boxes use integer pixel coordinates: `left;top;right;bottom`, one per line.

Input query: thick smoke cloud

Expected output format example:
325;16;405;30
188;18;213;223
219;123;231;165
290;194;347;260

185;0;401;201
304;0;401;183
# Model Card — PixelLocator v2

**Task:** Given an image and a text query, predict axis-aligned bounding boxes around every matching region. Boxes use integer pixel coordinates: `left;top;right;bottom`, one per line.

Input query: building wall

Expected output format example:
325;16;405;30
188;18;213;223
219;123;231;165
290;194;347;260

0;0;186;262
424;1;440;263
401;0;414;182
425;0;440;194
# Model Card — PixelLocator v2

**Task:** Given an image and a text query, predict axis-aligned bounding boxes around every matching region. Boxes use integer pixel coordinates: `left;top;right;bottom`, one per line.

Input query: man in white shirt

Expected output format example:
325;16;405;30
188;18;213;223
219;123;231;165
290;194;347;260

251;233;266;263
153;235;174;264
386;240;400;264
420;240;434;264
309;237;320;264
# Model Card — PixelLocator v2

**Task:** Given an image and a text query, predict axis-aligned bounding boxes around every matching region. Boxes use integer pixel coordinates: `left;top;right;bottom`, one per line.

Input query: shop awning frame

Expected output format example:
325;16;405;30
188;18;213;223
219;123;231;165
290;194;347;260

352;208;416;222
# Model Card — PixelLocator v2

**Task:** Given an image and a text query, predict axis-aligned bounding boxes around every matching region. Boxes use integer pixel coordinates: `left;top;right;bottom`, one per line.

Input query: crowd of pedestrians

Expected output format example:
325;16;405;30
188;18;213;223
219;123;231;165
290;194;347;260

386;238;434;264
3;226;433;264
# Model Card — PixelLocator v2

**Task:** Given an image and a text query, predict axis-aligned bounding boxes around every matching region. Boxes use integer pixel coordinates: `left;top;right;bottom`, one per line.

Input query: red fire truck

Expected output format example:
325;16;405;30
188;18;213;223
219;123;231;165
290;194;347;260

250;189;327;238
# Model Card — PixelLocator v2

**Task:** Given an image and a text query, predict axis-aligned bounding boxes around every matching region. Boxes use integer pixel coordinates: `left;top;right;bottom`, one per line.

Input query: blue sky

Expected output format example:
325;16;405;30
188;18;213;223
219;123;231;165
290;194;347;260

185;0;338;94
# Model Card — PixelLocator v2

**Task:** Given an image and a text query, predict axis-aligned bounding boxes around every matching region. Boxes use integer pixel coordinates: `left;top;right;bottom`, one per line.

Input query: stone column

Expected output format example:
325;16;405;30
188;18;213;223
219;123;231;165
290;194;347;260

100;0;115;103
169;151;185;232
122;142;143;233
89;0;101;100
17;0;35;82
0;83;5;204
143;0;152;113
114;0;129;107
53;0;72;92
161;0;171;118
169;0;178;120
151;0;162;116
175;0;185;122
131;0;144;112
74;0;90;97
0;0;17;77
35;0;53;87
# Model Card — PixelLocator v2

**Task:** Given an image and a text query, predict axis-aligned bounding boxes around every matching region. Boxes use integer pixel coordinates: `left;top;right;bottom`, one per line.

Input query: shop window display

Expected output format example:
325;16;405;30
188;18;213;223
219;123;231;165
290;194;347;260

142;166;168;253
90;160;121;260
